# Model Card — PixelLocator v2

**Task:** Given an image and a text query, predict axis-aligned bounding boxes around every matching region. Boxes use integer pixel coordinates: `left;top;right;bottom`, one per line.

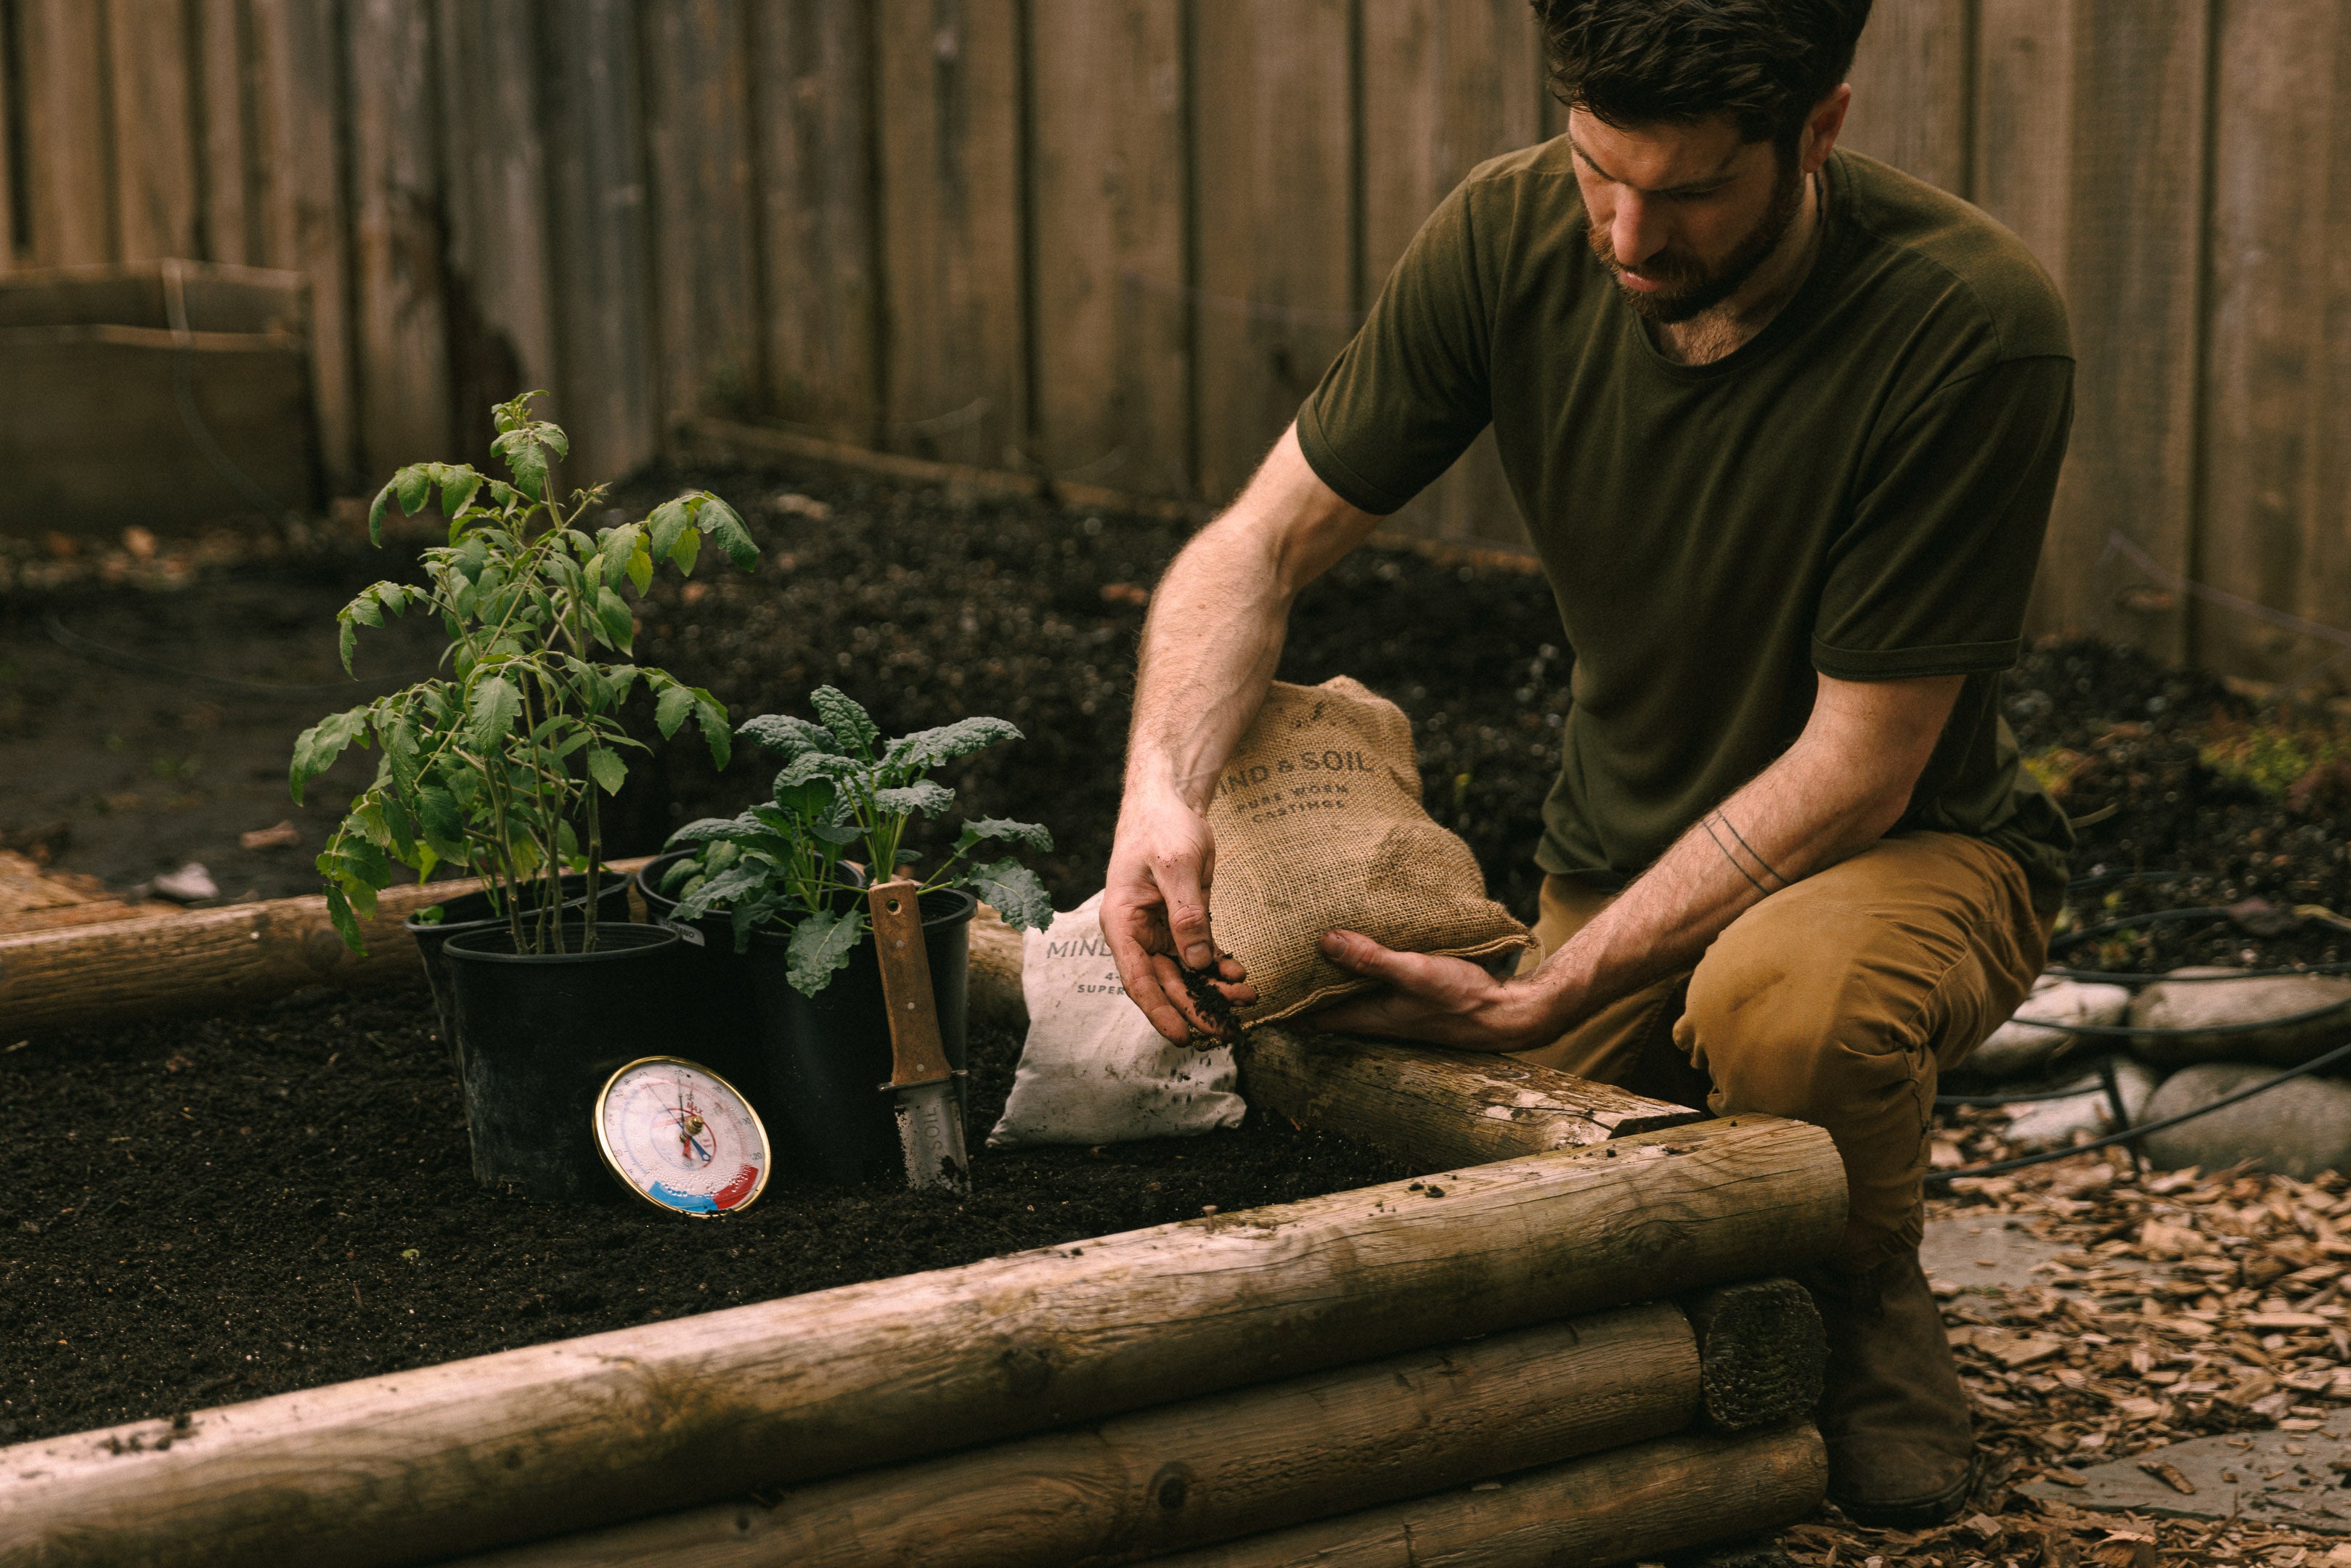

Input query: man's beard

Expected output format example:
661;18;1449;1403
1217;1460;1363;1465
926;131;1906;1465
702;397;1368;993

1589;155;1807;324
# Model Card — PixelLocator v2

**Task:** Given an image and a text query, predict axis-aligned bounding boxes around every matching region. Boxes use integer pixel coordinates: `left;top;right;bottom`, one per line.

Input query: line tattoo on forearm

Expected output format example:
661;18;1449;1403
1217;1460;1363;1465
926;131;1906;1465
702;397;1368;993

1702;810;1788;895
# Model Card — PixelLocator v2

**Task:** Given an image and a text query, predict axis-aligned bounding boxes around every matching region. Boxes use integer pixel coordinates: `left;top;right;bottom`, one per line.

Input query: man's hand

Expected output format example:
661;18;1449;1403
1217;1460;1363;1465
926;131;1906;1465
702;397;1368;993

1300;930;1566;1053
1103;785;1257;1044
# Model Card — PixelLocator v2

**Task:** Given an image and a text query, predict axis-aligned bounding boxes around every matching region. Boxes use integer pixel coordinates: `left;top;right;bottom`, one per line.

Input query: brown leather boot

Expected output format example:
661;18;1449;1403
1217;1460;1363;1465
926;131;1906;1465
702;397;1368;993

1796;1249;1976;1527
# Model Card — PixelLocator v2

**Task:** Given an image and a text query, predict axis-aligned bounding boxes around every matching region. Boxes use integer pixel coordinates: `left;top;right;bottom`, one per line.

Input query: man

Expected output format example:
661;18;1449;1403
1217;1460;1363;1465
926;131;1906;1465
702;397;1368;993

1101;0;2076;1530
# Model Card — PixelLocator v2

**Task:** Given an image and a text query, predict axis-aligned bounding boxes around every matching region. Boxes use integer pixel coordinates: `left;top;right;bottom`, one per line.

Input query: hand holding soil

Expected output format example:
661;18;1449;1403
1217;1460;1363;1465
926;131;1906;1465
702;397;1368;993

1101;788;1256;1043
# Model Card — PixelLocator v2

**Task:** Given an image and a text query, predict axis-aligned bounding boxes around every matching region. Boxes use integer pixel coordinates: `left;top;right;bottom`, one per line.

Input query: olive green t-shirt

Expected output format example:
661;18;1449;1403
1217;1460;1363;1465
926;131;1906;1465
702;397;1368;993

1297;144;2077;907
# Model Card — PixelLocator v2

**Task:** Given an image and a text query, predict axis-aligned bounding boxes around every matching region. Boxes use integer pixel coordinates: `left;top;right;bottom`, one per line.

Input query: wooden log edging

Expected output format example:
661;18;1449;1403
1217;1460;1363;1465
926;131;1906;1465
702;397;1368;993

1686;1279;1828;1434
457;1304;1704;1568
1136;1422;1828;1568
0;859;651;1040
0;1117;1844;1568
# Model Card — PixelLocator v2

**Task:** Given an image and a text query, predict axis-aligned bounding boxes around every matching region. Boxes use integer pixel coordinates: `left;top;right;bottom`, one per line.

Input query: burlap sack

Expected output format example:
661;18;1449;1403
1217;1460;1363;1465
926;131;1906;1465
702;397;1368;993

1206;677;1529;1027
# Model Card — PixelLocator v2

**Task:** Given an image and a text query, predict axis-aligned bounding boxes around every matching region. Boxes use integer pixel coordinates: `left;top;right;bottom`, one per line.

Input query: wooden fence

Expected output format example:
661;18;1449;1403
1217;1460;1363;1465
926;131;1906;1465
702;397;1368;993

1;0;2345;686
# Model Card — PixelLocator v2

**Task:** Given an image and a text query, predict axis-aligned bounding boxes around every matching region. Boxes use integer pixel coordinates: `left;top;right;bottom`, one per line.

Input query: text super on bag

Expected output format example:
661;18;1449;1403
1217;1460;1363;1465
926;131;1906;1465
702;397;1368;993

1207;677;1528;1028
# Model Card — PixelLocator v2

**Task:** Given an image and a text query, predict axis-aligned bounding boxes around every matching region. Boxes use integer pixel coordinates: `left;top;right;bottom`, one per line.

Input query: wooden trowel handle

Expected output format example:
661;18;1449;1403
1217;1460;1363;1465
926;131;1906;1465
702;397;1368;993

868;878;952;1089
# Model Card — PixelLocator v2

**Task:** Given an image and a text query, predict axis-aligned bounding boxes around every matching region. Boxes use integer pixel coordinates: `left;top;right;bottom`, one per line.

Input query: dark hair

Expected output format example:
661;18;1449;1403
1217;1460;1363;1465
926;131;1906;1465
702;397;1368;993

1531;0;1874;150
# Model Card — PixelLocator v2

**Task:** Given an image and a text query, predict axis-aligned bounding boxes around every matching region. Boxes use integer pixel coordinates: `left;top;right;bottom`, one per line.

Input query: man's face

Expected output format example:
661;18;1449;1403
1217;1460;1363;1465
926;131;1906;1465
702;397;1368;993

1569;107;1806;324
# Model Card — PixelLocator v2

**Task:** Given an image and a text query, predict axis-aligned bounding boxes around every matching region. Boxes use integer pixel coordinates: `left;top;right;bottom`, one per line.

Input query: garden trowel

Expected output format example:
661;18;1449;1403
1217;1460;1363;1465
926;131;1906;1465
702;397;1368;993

868;876;969;1193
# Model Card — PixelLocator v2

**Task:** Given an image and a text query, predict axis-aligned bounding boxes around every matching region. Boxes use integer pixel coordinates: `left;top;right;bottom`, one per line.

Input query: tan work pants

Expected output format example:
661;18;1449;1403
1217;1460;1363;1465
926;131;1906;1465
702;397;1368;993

1512;831;2049;1269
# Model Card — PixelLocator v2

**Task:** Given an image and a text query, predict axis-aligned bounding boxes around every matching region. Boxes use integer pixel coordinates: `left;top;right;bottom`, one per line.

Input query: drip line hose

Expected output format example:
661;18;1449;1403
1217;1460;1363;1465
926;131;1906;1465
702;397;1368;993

1920;876;2351;1185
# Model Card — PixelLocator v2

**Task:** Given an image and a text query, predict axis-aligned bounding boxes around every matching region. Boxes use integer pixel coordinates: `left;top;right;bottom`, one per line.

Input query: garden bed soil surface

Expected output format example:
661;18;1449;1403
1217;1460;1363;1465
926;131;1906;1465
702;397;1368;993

8;459;2351;1566
0;979;1406;1444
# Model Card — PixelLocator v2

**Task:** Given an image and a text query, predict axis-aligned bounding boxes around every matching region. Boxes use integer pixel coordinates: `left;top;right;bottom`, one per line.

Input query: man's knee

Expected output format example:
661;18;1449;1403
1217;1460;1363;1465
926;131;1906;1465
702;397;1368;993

1678;892;1931;1114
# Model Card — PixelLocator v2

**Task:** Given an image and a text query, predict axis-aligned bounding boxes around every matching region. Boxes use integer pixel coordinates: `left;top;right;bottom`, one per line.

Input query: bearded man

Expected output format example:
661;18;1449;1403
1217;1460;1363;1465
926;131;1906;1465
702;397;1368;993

1100;0;2075;1530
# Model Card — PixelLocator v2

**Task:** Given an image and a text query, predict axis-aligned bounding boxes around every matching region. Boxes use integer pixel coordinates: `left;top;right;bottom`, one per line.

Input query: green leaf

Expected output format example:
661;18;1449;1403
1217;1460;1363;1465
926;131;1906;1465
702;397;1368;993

786;909;864;997
415;785;465;859
469;675;523;751
647;498;692;560
693;693;731;770
810;686;879;756
596;522;638;584
375;583;407;617
625;544;653;596
585;745;626;796
872;781;955;819
654;682;696;738
493;429;549;500
289;707;369;805
665;814;755;848
696;494;759;571
338;617;357;675
367;485;392;545
595;586;634;648
884;716;1022;774
440;469;482;518
394;465;431;515
669;523;702;576
770;751;862;790
956;816;1055;854
324;883;365;955
738;713;838;761
968;858;1054;931
347;591;383;629
671;862;772;923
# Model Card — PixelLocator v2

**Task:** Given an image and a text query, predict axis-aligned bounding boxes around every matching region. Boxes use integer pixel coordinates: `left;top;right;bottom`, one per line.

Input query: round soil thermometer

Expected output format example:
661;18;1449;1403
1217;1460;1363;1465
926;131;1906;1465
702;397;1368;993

594;1056;770;1216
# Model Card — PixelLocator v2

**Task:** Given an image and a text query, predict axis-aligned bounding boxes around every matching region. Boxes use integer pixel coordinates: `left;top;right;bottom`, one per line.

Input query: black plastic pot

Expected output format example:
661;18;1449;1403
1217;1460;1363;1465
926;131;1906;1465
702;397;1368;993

632;849;767;1119
441;920;683;1203
406;872;631;1065
748;886;975;1186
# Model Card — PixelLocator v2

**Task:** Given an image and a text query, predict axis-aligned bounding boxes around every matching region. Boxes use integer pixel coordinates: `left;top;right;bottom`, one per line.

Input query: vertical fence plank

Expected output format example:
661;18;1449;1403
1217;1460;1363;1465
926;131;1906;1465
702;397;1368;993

0;16;14;274
194;0;256;264
250;0;354;486
875;0;1026;470
346;0;449;478
749;0;880;442
1840;0;1971;194
641;0;762;437
1190;0;1356;502
1360;0;1539;549
17;0;118;265
2032;0;2204;664
538;0;658;483
433;0;557;467
108;0;202;262
2197;0;2351;690
1027;0;1189;497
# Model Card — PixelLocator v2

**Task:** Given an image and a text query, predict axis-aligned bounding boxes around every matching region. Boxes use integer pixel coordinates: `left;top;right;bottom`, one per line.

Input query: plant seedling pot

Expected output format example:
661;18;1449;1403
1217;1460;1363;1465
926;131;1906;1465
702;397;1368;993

634;849;769;1119
406;872;630;1066
442;920;683;1204
749;886;975;1185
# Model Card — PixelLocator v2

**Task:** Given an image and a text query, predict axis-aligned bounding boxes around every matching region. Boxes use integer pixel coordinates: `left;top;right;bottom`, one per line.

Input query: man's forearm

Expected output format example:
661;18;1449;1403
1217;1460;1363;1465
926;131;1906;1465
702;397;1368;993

1528;672;1963;1034
1125;426;1384;810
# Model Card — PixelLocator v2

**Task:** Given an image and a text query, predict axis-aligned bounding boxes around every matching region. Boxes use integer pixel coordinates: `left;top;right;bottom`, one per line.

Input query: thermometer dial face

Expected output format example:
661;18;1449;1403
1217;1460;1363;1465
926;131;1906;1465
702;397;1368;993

594;1057;770;1216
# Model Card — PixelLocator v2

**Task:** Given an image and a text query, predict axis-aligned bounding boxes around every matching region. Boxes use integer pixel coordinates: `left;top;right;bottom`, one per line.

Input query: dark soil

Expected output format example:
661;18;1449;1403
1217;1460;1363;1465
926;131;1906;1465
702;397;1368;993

0;977;1406;1444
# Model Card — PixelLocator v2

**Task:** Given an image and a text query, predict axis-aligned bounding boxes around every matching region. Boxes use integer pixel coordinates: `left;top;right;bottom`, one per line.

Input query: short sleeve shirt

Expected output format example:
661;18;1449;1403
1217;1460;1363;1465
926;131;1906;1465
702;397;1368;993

1297;144;2077;906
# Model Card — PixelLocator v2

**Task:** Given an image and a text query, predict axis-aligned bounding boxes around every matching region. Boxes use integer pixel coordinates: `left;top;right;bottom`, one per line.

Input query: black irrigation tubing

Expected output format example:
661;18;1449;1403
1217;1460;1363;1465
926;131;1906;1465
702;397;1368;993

44;613;430;698
1926;879;2351;1182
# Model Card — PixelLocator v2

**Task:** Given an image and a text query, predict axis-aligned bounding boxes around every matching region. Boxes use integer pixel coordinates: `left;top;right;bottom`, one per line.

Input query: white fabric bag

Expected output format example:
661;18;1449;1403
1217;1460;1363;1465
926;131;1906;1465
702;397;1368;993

987;892;1247;1147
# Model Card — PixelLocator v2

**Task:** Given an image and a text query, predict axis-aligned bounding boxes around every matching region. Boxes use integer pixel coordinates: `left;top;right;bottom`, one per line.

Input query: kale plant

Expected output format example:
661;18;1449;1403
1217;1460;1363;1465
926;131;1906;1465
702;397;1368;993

289;392;756;955
662;685;1054;995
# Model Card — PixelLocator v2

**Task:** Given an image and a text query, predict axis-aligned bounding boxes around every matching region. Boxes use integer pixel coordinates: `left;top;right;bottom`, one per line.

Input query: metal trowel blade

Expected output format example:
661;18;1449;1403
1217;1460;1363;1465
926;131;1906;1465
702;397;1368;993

895;1079;969;1193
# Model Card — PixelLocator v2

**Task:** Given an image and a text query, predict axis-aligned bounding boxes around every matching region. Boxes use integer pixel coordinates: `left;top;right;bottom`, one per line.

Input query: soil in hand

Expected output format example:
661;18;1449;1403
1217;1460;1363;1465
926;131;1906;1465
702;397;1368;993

0;981;1409;1445
1178;957;1243;1043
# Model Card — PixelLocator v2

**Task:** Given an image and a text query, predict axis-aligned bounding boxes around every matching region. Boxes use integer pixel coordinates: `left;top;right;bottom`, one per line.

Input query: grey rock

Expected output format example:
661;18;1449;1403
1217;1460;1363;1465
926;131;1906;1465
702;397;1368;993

147;862;218;903
2130;967;2351;1066
2139;1061;2351;1179
2001;1057;2161;1151
1968;977;2134;1079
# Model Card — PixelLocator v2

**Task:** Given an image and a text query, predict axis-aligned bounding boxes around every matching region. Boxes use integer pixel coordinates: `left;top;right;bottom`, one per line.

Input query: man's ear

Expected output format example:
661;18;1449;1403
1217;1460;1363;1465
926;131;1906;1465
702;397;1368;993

1802;83;1854;174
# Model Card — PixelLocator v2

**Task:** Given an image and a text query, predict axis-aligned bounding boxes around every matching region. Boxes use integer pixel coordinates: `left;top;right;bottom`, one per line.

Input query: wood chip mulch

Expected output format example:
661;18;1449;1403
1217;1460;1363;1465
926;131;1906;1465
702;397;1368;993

1777;1111;2351;1567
